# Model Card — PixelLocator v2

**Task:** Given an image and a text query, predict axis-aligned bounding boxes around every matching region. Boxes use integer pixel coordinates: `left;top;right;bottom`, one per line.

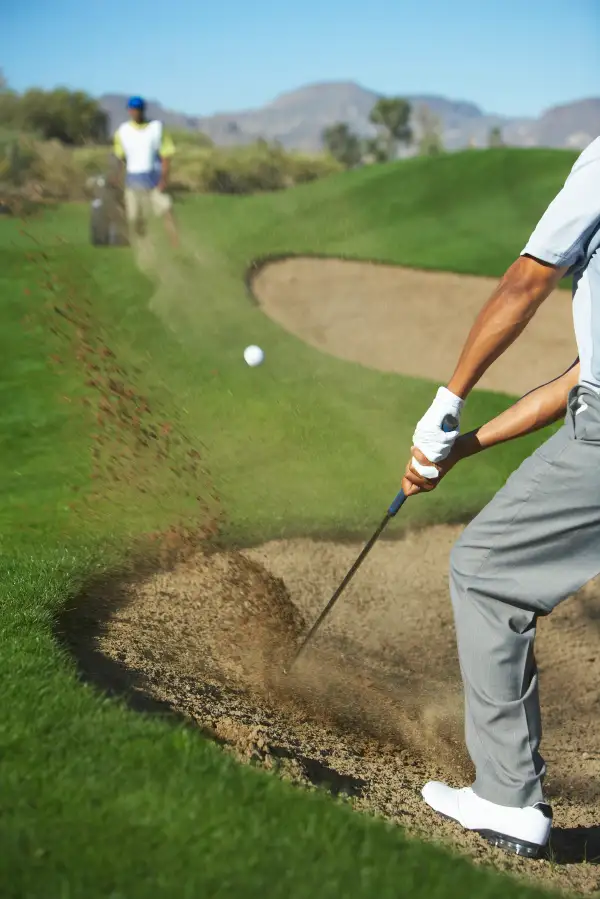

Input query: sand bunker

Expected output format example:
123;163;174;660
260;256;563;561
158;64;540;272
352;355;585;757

61;248;596;892
64;527;600;896
251;257;577;396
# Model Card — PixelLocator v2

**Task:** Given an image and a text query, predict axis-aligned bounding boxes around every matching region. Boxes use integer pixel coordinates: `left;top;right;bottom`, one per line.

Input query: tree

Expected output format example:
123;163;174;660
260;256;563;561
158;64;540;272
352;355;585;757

414;105;444;157
488;126;504;148
0;85;109;144
362;136;389;164
321;122;362;168
18;87;109;144
0;71;20;129
369;97;412;160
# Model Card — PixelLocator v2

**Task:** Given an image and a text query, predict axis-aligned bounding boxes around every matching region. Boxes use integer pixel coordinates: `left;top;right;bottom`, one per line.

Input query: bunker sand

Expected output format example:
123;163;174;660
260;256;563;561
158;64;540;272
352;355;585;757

70;525;600;897
252;257;576;396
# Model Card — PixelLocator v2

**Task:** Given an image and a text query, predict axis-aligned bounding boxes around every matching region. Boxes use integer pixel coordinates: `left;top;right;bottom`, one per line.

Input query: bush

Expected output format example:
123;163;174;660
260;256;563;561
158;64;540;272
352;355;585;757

0;86;108;145
72;145;113;177
0;134;36;187
30;140;91;199
168;129;214;149
0;137;105;204
0;137;342;204
282;150;343;185
180;142;342;194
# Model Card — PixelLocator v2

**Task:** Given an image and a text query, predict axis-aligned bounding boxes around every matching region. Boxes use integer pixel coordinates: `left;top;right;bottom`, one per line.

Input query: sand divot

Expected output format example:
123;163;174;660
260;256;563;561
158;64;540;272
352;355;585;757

131;226;229;336
64;525;600;896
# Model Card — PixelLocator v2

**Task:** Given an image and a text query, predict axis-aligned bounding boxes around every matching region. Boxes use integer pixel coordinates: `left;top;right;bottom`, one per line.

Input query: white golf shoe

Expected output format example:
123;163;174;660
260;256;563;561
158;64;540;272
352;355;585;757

422;781;552;858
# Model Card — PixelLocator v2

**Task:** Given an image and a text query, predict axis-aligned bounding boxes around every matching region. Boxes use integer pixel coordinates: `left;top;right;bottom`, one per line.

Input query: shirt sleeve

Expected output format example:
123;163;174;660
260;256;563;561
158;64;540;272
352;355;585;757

521;138;600;270
113;131;125;160
159;130;176;158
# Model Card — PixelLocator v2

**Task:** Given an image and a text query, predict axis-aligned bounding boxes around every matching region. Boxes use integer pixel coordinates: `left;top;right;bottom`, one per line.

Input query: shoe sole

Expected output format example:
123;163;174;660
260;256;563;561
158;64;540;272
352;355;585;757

476;829;544;859
435;812;546;859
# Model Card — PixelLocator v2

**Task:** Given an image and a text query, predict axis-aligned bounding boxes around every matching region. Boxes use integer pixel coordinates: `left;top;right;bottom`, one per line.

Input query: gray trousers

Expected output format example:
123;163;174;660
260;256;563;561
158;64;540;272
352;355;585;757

450;385;600;808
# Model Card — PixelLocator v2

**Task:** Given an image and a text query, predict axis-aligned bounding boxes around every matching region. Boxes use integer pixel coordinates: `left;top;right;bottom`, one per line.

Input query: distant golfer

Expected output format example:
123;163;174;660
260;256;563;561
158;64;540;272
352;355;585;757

113;96;178;247
402;135;600;858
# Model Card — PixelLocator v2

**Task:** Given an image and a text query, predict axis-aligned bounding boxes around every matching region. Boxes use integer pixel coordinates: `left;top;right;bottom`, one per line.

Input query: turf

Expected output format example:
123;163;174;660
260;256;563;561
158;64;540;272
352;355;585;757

0;148;577;898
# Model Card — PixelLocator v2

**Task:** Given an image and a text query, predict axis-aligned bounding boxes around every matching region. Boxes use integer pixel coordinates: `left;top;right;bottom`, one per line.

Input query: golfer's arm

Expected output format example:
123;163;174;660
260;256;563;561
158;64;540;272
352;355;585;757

159;132;175;186
112;132;126;184
457;358;580;459
160;156;171;183
446;256;569;400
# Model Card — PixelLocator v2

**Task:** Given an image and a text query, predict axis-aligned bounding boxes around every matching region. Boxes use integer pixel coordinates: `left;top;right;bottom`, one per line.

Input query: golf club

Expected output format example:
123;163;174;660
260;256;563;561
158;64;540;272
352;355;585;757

286;414;458;671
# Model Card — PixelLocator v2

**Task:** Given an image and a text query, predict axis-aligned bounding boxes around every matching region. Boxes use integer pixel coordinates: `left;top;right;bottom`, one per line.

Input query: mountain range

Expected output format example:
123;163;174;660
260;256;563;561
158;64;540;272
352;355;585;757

100;82;600;153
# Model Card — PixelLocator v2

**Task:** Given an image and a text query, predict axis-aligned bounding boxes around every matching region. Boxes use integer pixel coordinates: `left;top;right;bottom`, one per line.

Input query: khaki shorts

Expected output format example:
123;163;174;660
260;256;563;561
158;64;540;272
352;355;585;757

124;188;172;224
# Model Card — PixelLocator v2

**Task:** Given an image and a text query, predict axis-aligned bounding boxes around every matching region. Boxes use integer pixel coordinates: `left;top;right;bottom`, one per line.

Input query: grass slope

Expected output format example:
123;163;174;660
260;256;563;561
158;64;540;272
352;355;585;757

0;148;576;898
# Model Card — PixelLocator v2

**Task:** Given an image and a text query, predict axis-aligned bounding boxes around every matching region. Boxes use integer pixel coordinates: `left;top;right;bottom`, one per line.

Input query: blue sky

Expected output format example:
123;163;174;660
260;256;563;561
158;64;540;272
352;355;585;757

3;0;599;117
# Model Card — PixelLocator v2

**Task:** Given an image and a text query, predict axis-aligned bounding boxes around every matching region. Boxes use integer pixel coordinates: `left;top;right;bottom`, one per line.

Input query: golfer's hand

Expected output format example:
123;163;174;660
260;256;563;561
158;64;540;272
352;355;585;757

157;178;167;193
412;386;463;468
401;445;460;497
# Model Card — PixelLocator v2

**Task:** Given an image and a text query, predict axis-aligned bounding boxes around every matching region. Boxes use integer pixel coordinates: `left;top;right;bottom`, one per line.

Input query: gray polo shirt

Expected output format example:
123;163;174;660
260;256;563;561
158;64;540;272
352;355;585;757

521;136;600;390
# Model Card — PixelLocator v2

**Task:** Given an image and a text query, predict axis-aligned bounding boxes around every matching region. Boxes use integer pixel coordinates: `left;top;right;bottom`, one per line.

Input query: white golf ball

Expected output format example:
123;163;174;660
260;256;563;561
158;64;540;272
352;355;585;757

243;345;264;367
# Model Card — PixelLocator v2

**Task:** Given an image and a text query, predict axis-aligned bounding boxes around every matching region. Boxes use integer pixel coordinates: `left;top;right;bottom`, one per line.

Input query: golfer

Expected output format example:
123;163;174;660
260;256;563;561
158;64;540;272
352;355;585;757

113;96;178;247
402;134;600;858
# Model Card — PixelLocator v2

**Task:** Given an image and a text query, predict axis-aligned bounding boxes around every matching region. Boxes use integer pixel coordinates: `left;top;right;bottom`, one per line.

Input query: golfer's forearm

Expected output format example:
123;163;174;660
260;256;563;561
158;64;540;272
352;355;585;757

160;158;171;183
446;257;566;400
458;361;580;458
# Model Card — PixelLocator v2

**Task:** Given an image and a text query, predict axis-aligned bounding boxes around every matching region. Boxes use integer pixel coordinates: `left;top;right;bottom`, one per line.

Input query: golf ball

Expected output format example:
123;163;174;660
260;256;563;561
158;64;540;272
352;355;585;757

244;345;264;367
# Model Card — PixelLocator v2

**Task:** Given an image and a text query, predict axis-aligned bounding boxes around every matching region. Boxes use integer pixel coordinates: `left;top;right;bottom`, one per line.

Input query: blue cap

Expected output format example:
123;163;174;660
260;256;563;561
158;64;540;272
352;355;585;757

127;96;145;109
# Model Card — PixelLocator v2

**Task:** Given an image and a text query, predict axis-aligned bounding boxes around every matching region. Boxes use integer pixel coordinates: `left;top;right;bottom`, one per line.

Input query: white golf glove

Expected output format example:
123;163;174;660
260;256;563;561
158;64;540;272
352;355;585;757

411;386;464;480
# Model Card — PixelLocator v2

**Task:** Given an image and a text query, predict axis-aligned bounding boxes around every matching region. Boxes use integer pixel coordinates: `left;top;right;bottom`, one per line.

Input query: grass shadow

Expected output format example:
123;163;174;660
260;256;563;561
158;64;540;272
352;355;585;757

548;826;600;865
270;745;368;798
55;560;381;799
55;557;224;745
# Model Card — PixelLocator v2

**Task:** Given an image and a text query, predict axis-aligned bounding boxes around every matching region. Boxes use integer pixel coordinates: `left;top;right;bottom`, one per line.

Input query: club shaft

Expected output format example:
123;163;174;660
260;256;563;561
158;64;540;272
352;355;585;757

287;416;456;671
288;511;391;668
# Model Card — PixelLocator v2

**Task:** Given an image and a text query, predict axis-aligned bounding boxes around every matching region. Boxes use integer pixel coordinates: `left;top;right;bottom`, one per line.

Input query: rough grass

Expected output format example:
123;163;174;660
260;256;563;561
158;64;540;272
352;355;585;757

0;148;577;898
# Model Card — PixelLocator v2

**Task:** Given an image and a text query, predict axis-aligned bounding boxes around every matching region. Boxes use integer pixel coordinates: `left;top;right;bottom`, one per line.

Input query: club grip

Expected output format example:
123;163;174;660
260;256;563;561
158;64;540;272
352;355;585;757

441;413;458;432
388;413;459;516
388;489;407;516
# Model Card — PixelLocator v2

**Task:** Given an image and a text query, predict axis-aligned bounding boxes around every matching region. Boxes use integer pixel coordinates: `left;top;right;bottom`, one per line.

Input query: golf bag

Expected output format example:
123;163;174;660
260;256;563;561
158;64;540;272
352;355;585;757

89;155;129;247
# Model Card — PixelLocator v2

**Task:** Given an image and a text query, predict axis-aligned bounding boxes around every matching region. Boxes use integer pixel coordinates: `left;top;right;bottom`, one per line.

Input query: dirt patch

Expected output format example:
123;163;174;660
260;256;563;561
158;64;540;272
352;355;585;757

66;526;600;896
252;257;577;396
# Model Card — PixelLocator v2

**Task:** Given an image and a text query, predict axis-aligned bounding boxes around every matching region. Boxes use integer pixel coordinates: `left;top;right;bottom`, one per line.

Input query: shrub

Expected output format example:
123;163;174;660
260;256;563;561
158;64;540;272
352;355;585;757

0;137;342;204
168;129;214;149
0;85;108;145
186;142;342;194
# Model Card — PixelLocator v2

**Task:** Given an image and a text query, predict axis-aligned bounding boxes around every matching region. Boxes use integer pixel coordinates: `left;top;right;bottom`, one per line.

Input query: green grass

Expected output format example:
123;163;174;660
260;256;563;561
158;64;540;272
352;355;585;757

0;148;576;898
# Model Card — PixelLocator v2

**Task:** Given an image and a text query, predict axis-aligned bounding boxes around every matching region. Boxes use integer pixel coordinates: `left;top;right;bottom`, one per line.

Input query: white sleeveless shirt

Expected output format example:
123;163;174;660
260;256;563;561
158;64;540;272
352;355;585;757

116;120;164;188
